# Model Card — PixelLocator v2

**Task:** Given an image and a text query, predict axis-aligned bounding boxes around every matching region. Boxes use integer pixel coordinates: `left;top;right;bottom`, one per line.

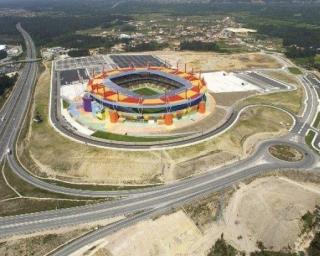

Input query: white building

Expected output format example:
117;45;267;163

223;28;257;37
0;45;7;51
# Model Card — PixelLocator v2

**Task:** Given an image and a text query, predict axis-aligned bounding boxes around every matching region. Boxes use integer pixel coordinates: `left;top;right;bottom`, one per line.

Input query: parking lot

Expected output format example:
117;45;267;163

55;55;114;71
109;55;165;68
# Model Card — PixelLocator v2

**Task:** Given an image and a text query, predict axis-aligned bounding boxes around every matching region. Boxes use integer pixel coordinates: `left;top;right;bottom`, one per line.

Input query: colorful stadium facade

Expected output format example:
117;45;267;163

83;66;210;125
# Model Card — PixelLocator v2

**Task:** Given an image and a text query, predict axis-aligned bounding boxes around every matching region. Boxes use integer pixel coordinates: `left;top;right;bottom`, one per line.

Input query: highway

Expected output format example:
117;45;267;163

0;23;38;162
0;139;315;238
0;25;319;255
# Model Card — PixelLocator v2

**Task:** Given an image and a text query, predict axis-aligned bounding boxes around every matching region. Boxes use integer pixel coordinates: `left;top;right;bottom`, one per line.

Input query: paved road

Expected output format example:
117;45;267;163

0;25;319;255
0;23;38;163
0;58;41;67
0;140;316;240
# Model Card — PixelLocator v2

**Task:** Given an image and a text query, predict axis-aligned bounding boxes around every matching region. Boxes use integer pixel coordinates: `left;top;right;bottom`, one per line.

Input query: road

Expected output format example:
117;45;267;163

0;58;41;67
0;23;38;163
0;25;319;255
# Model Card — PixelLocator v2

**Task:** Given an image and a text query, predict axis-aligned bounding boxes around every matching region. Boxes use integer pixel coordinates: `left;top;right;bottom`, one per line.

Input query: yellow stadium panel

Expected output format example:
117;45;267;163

186;90;197;98
93;78;103;85
107;94;118;101
142;98;165;105
178;73;189;78
118;94;127;101
97;87;104;94
105;93;127;102
161;68;173;73
191;80;201;86
107;70;121;76
178;92;188;99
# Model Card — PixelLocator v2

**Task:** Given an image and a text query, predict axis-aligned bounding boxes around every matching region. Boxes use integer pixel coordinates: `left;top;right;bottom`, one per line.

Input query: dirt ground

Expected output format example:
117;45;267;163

149;51;282;72
90;175;320;256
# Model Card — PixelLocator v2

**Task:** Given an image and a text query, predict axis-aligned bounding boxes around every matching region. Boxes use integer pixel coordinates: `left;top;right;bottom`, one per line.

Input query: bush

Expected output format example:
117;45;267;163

68;49;90;57
0;50;7;60
308;232;320;256
207;235;238;256
180;40;220;51
0;74;17;96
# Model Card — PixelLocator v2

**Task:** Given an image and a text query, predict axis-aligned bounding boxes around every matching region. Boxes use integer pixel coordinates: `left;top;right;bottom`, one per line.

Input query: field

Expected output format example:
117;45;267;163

92;131;179;142
0;215;124;255
313;112;320;128
288;67;303;75
239;71;303;115
166;106;293;180
152;51;282;72
268;144;303;162
133;87;159;96
0;161;104;216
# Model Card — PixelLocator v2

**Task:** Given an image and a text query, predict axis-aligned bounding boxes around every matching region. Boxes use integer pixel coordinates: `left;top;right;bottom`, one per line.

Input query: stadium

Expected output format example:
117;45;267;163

83;66;209;125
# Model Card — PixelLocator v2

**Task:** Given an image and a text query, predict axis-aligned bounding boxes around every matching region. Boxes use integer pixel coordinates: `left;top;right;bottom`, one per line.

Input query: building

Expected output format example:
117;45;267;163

84;66;209;125
0;45;6;51
223;28;257;38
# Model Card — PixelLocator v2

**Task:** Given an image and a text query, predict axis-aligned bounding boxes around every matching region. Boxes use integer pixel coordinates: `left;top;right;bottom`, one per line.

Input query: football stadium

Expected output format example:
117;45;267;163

83;66;209;125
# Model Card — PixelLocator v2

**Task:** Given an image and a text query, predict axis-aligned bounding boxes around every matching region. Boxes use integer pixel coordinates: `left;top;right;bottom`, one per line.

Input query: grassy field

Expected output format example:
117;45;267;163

240;88;303;115
239;71;303;114
133;87;159;96
305;130;318;154
268;145;303;162
167;106;293;167
92;130;178;142
0;229;90;256
288;67;303;75
0;161;105;216
313;112;320;128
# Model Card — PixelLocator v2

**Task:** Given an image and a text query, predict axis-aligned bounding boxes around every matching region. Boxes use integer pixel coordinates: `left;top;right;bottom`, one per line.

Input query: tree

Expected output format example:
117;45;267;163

0;50;7;60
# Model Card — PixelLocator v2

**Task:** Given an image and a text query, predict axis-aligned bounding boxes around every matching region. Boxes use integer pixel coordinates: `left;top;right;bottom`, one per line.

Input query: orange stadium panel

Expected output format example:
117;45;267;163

164;113;173;126
109;111;119;123
198;101;206;114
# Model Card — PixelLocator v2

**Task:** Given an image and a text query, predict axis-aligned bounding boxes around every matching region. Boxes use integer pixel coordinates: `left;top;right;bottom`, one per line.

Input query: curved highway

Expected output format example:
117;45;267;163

0;24;319;256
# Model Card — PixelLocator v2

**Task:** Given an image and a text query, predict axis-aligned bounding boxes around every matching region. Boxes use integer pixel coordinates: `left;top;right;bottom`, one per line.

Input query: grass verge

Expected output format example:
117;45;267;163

0;161;106;216
313;112;320;128
239;88;303;115
288;67;302;75
268;145;303;162
305;130;319;154
92;130;179;142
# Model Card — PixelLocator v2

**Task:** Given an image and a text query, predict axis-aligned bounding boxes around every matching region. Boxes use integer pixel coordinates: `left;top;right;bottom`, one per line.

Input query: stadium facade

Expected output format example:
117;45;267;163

83;66;209;125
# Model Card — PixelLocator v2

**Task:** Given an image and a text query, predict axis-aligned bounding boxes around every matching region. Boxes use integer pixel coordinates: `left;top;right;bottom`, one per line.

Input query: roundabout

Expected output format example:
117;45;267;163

268;144;304;162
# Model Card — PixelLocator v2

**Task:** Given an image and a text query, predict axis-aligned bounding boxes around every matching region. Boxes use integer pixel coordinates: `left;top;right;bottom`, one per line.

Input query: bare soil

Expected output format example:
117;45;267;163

150;51;282;72
90;175;320;256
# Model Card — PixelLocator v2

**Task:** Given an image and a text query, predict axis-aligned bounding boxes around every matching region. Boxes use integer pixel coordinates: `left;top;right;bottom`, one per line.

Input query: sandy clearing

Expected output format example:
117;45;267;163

88;176;320;256
148;51;282;72
93;211;202;256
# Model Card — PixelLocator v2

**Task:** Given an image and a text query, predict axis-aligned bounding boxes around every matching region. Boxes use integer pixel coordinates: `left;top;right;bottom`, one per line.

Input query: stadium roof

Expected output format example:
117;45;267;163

103;69;193;99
